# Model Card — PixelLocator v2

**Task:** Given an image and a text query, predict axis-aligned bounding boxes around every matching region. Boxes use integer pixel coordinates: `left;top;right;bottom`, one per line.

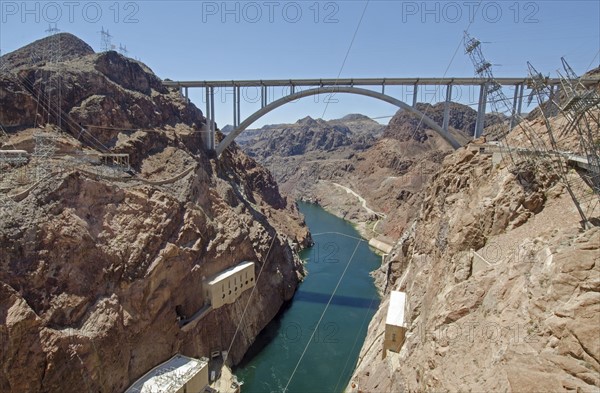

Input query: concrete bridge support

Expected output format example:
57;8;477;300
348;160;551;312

442;84;453;133
261;85;268;108
510;83;525;130
516;83;524;119
474;84;488;139
509;84;520;130
179;86;190;103
233;86;241;128
412;84;418;107
200;122;212;151
204;87;216;151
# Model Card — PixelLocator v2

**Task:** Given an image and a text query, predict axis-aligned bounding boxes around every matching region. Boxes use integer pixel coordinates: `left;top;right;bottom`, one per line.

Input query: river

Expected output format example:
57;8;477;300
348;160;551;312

235;202;381;393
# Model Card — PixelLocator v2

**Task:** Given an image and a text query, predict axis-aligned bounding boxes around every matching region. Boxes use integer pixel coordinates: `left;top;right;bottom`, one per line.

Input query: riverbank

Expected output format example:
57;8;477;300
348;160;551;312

299;184;395;255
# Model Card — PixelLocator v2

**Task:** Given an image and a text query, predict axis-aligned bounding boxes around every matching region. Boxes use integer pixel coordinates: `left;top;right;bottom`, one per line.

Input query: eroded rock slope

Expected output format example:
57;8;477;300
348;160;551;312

350;115;600;392
0;34;309;393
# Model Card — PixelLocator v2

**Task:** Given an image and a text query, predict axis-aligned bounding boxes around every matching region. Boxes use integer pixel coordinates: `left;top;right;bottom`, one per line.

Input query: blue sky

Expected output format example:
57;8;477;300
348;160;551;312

1;1;599;128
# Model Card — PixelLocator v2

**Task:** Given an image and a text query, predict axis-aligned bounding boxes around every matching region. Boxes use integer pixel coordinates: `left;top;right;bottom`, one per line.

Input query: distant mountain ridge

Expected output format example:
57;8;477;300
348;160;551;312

243;116;354;158
222;113;385;148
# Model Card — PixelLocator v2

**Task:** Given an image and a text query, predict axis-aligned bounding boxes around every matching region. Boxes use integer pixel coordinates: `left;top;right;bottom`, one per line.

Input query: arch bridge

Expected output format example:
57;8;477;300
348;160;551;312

162;77;588;156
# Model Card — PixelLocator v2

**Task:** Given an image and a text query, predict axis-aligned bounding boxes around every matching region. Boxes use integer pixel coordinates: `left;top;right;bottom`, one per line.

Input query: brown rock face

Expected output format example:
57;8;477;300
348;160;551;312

0;34;309;393
0;33;203;153
350;120;600;392
384;102;504;141
239;106;475;240
0;33;94;70
243;116;357;158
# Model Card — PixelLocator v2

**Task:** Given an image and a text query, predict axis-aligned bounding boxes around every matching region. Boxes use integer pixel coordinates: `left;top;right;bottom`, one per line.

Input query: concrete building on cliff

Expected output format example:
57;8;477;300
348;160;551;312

382;290;408;359
203;261;255;308
125;354;209;393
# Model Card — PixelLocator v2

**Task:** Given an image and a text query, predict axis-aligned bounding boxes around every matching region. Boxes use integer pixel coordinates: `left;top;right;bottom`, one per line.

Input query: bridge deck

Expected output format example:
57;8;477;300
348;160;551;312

163;77;600;88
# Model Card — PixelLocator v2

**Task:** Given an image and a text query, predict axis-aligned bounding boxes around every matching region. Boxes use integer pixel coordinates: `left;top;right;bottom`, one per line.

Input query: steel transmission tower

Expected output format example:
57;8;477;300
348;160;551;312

463;32;547;149
558;57;600;183
527;58;600;228
465;32;598;228
32;25;63;182
100;27;113;52
463;32;507;139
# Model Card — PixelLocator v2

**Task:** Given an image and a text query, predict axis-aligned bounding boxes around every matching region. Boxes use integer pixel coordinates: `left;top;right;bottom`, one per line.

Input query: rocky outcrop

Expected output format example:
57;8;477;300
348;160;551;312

0;33;203;152
384;102;504;141
246;104;481;240
0;33;94;70
349;113;600;391
0;163;307;393
230;113;383;147
0;34;309;393
243;116;372;158
237;106;470;239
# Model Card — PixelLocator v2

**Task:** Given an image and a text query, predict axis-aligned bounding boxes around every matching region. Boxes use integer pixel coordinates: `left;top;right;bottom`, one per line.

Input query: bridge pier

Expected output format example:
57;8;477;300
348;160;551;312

261;85;268;108
236;86;241;127
233;87;237;128
210;87;215;149
412;84;418;107
442;84;453;132
200;122;211;151
204;87;216;151
516;83;524;118
509;83;520;130
474;84;488;139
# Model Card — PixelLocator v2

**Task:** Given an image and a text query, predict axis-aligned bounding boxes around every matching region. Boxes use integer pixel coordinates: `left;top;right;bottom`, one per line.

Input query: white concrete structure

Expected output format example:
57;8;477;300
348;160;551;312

125;354;209;393
368;237;394;254
383;291;408;359
204;261;255;309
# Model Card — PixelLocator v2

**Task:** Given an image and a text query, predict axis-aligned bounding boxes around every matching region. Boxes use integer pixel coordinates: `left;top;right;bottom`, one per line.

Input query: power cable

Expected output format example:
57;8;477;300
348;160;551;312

320;0;370;120
283;239;361;392
223;232;279;365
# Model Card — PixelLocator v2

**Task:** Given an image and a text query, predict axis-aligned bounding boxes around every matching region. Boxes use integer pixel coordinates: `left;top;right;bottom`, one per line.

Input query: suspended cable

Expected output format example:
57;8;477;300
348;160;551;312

283;239;361;392
320;0;370;120
223;232;279;365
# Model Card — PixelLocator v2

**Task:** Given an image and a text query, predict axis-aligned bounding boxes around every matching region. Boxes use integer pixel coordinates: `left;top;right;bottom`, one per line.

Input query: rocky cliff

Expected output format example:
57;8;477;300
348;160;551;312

349;111;600;391
244;116;358;158
228;113;383;148
239;115;384;229
0;34;309;393
240;103;486;240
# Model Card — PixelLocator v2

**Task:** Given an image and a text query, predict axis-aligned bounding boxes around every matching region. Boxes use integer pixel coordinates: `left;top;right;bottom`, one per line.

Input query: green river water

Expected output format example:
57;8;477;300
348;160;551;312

235;202;381;393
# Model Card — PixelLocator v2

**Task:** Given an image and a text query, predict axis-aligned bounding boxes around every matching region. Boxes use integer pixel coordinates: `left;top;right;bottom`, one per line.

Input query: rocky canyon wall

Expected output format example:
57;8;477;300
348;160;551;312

0;34;309;393
349;115;600;391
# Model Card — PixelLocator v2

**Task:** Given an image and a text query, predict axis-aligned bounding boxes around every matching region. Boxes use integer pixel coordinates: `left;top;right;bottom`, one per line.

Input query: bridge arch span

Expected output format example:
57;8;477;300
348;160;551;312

216;86;463;156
